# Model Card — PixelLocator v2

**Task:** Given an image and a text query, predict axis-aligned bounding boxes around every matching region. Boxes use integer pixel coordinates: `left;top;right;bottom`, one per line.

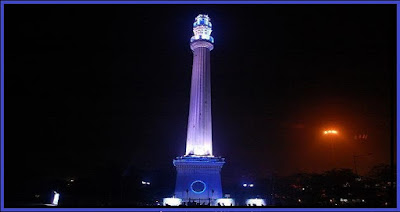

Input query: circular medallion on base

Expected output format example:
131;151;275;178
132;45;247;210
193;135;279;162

190;180;207;194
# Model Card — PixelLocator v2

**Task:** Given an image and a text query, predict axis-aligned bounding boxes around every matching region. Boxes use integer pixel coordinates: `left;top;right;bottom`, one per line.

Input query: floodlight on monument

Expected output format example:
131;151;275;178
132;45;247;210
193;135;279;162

52;191;60;206
246;198;266;206
215;198;235;206
163;197;182;206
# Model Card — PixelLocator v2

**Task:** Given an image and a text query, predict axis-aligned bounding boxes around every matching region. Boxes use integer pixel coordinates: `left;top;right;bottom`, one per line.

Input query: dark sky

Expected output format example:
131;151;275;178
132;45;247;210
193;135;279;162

5;4;395;189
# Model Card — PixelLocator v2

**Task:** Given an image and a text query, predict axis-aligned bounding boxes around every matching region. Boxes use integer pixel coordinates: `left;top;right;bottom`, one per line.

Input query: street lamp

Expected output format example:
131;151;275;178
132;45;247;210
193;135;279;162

324;130;338;135
323;129;339;168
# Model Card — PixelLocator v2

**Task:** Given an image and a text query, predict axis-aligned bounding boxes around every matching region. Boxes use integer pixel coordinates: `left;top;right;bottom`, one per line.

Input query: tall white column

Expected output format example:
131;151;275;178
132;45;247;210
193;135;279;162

173;14;224;204
185;41;214;156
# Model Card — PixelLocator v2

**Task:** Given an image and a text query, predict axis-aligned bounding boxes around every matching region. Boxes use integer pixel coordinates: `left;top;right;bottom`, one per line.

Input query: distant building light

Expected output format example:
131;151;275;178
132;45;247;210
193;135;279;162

243;183;247;187
52;191;60;206
215;198;235;206
302;187;305;190
246;198;266;206
163;197;182;206
70;179;74;182
298;199;302;203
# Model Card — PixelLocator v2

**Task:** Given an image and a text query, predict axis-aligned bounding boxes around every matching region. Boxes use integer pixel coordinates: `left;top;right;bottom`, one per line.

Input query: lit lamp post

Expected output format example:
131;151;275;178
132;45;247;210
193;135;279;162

323;130;338;168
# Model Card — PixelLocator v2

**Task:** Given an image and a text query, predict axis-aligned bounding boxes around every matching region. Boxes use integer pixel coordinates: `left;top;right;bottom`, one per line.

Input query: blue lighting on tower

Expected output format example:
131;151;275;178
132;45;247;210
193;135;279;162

191;14;214;43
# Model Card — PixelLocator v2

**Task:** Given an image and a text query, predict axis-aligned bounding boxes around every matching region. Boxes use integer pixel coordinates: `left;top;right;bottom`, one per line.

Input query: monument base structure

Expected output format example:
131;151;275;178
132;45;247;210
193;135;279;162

173;156;225;204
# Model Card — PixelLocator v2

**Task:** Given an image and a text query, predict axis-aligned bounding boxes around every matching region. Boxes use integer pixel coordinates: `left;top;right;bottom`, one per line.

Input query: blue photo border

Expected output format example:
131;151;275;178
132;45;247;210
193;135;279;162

0;0;398;211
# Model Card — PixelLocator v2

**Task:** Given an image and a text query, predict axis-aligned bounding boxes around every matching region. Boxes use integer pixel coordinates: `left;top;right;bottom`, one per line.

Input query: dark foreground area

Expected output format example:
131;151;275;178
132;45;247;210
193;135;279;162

5;164;396;208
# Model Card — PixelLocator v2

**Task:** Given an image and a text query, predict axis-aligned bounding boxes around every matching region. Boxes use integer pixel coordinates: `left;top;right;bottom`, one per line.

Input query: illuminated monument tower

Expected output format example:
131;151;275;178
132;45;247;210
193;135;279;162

173;14;225;204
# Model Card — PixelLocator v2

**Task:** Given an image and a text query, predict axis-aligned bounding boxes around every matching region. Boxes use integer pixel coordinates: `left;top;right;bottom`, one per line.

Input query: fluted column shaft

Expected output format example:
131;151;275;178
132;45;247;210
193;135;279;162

185;41;214;156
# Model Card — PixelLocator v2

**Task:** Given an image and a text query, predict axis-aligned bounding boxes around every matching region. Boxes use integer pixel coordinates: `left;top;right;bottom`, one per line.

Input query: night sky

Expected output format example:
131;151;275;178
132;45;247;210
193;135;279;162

5;4;395;195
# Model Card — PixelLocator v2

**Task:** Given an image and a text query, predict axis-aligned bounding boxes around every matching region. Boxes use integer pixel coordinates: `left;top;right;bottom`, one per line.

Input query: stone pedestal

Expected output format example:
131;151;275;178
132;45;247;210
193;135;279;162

173;156;225;204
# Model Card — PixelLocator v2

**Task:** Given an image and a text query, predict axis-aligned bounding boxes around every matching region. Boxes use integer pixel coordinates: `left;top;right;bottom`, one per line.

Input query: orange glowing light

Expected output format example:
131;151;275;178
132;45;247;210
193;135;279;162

324;130;338;135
